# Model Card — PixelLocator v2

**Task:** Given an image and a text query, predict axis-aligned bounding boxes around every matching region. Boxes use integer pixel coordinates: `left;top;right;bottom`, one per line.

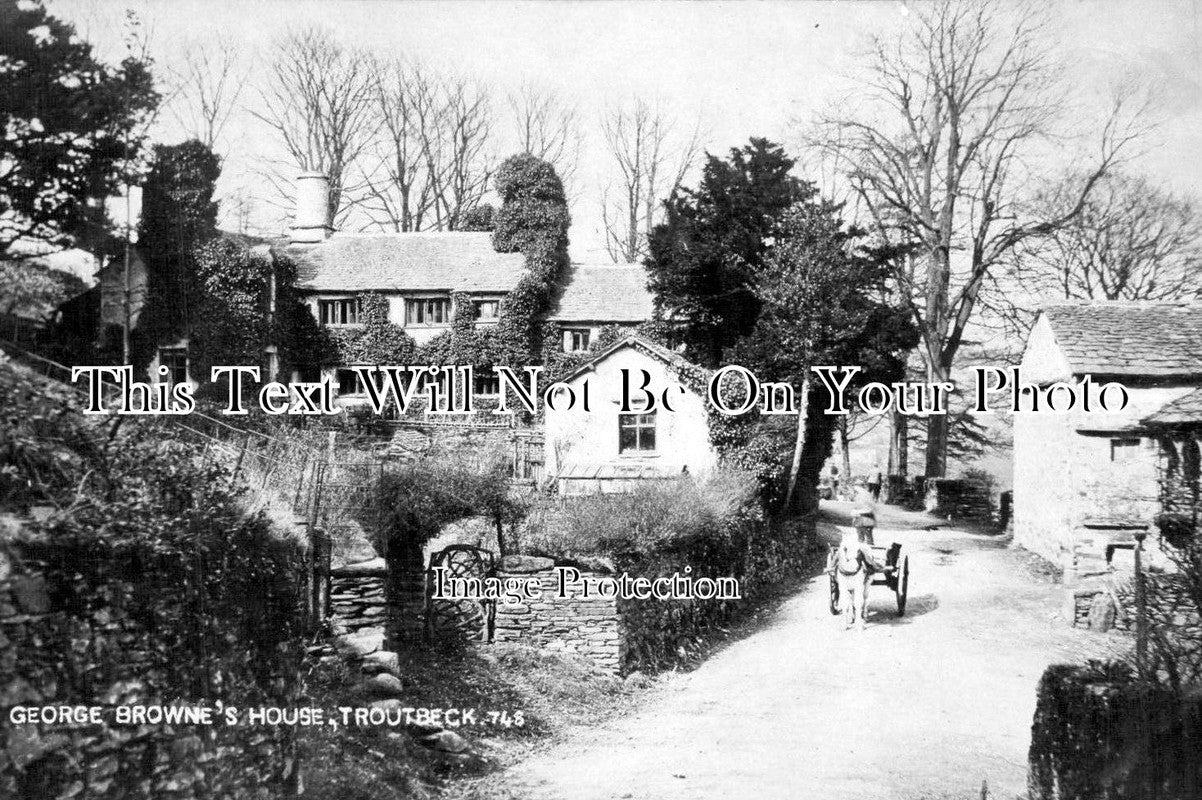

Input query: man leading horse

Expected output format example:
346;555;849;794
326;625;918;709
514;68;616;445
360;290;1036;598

834;510;881;630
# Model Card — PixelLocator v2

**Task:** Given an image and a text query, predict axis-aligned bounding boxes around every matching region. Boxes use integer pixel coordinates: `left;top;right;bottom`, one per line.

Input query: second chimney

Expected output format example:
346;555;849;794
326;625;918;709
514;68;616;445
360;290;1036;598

289;172;333;244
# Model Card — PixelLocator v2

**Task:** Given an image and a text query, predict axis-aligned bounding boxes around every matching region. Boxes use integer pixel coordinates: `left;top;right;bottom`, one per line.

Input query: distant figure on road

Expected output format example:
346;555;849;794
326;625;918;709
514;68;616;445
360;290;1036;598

835;528;879;630
868;472;882;501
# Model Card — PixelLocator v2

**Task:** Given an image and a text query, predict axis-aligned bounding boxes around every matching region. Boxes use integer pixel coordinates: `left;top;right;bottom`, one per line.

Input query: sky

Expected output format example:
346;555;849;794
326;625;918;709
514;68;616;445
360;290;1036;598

47;0;1202;267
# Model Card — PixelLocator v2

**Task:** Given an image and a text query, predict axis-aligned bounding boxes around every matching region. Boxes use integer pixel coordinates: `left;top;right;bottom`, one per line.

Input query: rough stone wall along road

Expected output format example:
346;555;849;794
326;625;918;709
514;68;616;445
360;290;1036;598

476;511;1128;800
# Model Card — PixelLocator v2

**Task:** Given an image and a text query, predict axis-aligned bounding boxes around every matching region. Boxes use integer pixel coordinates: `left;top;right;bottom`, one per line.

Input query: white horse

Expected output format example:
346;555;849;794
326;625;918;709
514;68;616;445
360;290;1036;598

834;529;876;630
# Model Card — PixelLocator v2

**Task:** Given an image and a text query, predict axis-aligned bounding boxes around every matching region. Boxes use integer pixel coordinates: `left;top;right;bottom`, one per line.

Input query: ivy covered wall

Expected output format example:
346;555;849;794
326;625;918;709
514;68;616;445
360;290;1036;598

285;154;575;394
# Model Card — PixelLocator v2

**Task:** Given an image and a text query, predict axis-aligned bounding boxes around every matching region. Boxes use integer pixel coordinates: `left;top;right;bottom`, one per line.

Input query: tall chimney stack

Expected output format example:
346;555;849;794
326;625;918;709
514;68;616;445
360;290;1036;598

289;172;333;244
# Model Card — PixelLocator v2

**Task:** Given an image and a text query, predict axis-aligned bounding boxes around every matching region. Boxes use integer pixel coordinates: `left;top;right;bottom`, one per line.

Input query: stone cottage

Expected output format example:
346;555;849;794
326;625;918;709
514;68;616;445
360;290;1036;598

1013;301;1202;581
547;262;654;353
67;172;662;404
278;174;659;402
277;173;527;399
544;335;717;494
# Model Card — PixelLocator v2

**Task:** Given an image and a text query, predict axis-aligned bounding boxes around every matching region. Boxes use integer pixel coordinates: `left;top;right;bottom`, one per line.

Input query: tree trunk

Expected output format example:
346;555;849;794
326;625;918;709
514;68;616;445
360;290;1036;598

494;514;510;556
839;416;852;500
925;414;948;478
782;373;811;513
924;359;949;478
384;536;426;650
882;410;909;504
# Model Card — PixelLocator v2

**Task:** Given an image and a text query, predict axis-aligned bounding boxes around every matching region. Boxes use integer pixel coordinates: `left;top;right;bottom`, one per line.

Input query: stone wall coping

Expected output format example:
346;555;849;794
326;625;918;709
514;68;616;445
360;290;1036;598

498;555;555;573
498;555;617;575
331;557;387;577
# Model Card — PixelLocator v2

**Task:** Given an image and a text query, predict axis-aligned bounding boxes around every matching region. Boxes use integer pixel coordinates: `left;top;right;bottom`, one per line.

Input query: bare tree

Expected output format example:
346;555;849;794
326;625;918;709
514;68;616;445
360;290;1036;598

361;60;441;232
508;83;583;193
427;77;494;230
600;97;701;263
167;42;249;151
815;0;1142;478
1016;172;1202;302
251;28;376;224
360;63;494;233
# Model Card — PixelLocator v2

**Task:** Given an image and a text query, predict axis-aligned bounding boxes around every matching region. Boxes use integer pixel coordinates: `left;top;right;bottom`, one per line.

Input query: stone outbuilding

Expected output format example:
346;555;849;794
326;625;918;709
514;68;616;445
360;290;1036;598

543;335;717;494
1013;301;1202;582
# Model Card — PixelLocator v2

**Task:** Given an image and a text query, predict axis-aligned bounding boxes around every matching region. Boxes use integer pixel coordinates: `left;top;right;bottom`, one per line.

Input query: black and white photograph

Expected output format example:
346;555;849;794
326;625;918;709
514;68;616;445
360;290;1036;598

2;1;1202;798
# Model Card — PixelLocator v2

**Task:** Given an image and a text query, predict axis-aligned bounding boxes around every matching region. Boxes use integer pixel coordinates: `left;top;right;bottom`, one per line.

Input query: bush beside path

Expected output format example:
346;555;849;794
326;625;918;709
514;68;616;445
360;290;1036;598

450;502;1129;800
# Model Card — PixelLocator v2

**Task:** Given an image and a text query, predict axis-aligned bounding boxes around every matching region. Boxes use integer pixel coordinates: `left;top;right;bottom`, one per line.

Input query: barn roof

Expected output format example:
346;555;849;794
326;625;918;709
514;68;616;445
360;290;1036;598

561;334;706;387
279;232;527;294
1143;387;1202;426
548;263;655;323
1041;302;1202;378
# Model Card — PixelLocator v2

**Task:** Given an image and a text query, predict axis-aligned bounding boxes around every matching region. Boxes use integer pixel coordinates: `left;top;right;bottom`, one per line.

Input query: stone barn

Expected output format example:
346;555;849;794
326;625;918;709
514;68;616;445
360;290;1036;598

1013;301;1202;582
544;336;717;494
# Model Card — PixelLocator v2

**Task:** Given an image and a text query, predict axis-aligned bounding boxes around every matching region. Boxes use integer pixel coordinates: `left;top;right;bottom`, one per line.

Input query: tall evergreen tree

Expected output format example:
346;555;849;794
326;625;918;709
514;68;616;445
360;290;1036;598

131;140;221;368
646;138;809;366
732;202;917;512
0;0;158;258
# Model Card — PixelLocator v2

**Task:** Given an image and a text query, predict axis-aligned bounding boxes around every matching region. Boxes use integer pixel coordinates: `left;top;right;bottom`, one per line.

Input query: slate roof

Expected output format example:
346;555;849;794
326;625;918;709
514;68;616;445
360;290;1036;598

1143;387;1202;426
561;334;706;386
548;263;655;323
280;232;527;293
1042;302;1202;378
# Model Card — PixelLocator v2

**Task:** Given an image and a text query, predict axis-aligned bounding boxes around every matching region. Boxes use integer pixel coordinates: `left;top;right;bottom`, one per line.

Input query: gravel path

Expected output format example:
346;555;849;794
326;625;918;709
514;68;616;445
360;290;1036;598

484;504;1129;800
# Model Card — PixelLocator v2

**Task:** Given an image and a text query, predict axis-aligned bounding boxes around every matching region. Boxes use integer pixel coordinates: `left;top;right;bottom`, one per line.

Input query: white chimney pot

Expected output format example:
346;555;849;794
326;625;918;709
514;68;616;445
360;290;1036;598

290;172;333;244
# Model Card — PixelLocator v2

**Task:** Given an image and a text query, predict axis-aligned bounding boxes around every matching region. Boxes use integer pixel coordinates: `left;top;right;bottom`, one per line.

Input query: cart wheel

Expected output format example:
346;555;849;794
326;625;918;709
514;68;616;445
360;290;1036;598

896;556;910;616
829;572;841;616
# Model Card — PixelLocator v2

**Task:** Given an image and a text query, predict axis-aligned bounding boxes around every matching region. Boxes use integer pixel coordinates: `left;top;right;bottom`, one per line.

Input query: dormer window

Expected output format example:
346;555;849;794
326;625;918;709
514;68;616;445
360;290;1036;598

319;298;361;326
474;299;500;321
406;298;449;326
564;328;591;353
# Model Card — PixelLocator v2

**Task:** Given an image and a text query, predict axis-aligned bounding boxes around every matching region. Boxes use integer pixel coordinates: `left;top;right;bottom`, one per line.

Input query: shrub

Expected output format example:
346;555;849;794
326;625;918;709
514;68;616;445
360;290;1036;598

1;360;304;798
1029;661;1202;800
1155;511;1195;550
522;470;761;559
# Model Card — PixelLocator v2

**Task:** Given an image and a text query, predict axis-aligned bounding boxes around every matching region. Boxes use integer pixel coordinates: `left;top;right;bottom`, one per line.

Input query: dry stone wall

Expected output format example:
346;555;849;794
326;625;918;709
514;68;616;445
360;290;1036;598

492;557;623;672
492;519;818;675
330;558;388;633
924;478;993;521
0;537;300;800
1071;571;1202;686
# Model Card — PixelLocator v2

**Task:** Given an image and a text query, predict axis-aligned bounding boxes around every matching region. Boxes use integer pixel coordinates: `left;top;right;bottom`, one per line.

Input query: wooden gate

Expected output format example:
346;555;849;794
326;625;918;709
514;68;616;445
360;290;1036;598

512;430;544;483
425;544;496;643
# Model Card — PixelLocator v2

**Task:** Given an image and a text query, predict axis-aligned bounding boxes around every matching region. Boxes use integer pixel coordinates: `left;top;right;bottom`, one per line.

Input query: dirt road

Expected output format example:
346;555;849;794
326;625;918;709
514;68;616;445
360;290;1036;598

485;503;1128;800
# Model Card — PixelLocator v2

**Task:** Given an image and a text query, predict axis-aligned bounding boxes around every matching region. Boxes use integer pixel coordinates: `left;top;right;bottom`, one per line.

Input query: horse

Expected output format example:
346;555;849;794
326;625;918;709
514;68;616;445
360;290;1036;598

834;529;875;630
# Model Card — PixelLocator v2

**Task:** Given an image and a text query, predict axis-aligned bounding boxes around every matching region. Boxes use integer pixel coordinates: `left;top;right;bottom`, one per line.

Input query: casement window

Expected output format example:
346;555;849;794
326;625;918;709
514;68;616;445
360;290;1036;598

473;369;500;397
564;328;591;353
319;298;361;326
618;412;657;454
1110;437;1141;462
335;367;389;396
405;298;449;326
335;368;362;396
473;299;500;321
158;347;189;386
297;365;322;384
